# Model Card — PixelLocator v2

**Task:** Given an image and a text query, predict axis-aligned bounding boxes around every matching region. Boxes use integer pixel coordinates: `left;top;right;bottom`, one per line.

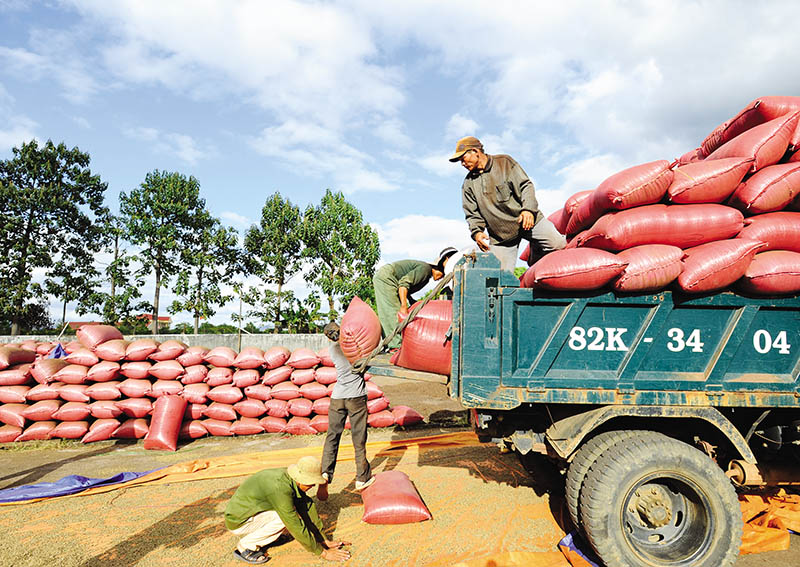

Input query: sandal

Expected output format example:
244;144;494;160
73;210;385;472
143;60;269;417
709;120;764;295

233;548;270;564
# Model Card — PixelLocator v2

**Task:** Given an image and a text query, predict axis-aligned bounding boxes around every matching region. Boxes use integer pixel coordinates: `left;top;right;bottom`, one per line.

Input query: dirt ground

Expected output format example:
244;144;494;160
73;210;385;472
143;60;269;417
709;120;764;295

1;374;798;567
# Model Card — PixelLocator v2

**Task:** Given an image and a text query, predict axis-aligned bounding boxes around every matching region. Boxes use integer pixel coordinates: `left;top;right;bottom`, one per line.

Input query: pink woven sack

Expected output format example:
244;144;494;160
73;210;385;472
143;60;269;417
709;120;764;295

520;249;627;291
728;163;800;214
701;96;800;156
233;347;265;370
263;346;291;370
678;240;766;293
361;470;432;524
286;348;319;369
737;251;800;295
577;204;744;251
76;324;123;350
613;245;684;292
706;111;800;172
340;297;381;363
737;212;800;252
144;395;188;451
391;300;453;376
668;157;753;204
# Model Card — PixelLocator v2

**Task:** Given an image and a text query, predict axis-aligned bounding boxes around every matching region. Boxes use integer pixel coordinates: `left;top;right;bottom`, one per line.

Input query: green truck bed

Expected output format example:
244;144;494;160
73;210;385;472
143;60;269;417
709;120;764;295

450;253;800;410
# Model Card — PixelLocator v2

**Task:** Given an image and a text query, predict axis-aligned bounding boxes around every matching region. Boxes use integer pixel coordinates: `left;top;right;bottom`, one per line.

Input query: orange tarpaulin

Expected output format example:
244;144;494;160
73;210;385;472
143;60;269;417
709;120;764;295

0;431;483;506
740;489;800;554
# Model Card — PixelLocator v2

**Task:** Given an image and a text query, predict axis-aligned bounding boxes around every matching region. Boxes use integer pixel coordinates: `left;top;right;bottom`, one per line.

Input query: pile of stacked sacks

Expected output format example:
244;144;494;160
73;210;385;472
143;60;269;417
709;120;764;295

521;95;800;296
0;299;424;448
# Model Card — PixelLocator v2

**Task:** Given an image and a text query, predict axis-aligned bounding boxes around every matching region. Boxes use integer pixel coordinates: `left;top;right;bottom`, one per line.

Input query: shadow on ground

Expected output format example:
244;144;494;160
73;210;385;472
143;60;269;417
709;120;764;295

78;487;235;567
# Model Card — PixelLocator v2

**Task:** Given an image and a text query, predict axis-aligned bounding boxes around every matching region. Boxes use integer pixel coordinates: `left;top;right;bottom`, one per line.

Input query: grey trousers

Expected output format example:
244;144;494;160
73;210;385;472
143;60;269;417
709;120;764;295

489;218;566;272
321;396;372;483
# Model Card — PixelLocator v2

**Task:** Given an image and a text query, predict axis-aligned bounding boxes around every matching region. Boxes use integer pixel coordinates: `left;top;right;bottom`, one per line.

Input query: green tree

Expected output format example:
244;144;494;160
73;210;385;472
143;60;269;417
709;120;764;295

43;236;101;327
89;216;150;326
119;170;206;334
301;189;380;316
239;288;323;334
243;193;304;333
170;213;241;334
0;139;108;335
0;300;54;335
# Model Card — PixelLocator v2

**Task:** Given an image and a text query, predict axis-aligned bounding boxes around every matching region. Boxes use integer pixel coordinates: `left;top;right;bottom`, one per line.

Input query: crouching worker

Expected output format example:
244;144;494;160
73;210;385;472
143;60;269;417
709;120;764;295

224;455;351;564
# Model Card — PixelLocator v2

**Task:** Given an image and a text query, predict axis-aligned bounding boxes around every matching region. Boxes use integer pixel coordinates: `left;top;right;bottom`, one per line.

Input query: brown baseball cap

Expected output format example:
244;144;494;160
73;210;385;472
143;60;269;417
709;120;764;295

448;136;483;162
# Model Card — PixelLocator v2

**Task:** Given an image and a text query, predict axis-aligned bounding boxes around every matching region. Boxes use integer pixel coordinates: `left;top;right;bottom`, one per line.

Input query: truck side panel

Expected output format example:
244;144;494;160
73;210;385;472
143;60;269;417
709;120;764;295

453;254;800;409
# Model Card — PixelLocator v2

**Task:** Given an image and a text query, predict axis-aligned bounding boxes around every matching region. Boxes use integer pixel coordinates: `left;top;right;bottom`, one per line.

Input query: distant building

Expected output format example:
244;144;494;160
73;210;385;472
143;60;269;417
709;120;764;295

136;314;172;331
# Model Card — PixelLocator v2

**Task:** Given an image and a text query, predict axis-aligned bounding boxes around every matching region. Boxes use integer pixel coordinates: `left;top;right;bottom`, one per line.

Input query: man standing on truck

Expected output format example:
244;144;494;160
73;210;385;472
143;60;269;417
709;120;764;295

372;247;456;348
449;136;565;271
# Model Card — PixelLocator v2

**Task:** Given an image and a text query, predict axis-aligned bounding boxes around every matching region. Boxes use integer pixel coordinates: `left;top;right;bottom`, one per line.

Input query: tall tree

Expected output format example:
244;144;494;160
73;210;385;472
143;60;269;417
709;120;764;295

43;232;102;326
119;170;206;334
243;193;303;332
301;189;380;316
239;288;323;334
89;216;149;326
170;213;241;334
0;139;108;335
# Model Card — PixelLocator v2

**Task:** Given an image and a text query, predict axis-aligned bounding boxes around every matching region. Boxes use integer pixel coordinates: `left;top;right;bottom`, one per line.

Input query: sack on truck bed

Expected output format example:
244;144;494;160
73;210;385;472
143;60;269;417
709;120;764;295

566;160;673;234
521;248;627;291
737;251;800;295
705;111;800;172
737;212;800;252
613;245;684;292
701;96;800;157
668;157;753;204
678;239;766;293
577;204;744;251
728;163;800;214
390;300;453;376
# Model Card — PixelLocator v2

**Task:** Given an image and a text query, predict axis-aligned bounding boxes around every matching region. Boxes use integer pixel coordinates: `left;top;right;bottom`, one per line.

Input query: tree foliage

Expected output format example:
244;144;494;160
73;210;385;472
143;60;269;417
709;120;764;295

119;170;206;334
301;189;380;316
89;216;150;326
170;213;242;334
0;139;108;335
243;193;303;332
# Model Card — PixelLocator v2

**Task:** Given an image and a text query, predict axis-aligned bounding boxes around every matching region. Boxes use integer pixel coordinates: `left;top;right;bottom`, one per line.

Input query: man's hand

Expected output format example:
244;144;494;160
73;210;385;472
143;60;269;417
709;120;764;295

321;541;351;561
517;210;535;231
473;232;490;252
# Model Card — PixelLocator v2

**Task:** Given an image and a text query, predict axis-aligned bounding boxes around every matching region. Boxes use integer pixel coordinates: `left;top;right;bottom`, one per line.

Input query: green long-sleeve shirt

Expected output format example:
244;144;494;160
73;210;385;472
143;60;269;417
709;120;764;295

224;468;325;555
375;260;432;294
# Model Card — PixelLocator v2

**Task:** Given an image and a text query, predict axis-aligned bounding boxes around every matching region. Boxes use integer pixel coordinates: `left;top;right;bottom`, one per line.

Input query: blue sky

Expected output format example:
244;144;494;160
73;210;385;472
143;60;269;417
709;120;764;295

1;0;798;326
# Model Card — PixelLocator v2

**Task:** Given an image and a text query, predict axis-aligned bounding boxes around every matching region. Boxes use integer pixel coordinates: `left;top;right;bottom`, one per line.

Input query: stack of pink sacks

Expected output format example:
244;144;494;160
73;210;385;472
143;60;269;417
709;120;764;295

0;322;424;446
522;95;800;296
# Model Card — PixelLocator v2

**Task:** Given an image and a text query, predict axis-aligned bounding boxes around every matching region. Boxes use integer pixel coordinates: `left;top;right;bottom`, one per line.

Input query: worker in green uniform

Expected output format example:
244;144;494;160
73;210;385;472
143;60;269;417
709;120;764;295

373;247;456;349
224;455;350;564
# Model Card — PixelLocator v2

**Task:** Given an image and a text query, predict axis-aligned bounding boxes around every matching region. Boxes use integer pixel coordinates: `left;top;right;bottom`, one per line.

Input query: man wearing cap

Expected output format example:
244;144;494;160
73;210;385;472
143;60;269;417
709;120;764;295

449;136;565;271
372;247;456;348
225;455;351;563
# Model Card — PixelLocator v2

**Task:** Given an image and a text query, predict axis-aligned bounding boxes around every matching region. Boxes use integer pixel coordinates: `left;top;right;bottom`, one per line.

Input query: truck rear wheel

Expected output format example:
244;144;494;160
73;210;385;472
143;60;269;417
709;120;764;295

565;429;659;529
580;433;741;567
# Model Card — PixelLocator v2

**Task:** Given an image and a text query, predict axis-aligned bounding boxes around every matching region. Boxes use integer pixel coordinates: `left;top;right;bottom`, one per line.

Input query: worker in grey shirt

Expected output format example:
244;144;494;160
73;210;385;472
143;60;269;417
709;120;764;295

318;321;374;500
449;136;566;271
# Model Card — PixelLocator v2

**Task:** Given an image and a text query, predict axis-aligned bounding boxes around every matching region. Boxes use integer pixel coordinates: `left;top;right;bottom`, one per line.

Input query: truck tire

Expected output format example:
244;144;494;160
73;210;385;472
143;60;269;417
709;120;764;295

565;429;660;530
580;433;741;567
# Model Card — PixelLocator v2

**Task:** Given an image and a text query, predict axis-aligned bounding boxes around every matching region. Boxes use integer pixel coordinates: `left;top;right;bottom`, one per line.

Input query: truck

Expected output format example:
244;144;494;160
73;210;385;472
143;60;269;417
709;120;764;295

370;252;800;567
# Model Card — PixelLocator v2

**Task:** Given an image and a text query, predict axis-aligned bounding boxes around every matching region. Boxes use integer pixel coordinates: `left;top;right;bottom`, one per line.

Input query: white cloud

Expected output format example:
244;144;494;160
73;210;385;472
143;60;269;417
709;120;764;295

371;214;474;265
0;115;37;152
123;126;213;165
220;211;252;231
445;113;479;140
249;119;398;193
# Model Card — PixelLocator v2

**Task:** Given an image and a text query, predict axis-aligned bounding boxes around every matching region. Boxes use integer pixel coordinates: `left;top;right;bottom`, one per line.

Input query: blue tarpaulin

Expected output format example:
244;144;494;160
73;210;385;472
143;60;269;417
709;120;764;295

0;470;157;503
46;343;68;359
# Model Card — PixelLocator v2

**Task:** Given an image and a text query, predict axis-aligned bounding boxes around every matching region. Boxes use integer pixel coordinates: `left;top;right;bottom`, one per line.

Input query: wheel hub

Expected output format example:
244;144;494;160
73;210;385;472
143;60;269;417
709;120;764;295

631;486;672;528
